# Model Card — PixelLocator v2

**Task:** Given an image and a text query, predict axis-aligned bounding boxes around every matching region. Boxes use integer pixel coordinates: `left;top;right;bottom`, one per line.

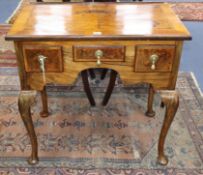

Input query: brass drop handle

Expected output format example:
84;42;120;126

149;54;159;70
38;55;47;72
95;50;103;66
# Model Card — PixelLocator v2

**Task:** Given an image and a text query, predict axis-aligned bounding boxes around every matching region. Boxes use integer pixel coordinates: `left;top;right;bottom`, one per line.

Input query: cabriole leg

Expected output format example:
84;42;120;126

18;91;39;165
157;90;179;165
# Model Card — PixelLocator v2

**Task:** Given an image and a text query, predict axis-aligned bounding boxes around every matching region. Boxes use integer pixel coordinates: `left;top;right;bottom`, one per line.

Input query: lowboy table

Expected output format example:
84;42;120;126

6;2;191;165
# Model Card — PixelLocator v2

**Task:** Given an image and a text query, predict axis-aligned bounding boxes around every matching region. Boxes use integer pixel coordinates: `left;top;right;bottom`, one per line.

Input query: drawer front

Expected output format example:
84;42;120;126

23;45;63;73
135;45;175;72
73;45;125;62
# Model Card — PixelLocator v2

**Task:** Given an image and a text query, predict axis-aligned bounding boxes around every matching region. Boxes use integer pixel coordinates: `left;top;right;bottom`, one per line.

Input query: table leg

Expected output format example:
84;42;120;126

160;101;165;108
102;70;117;106
18;91;39;165
157;90;179;165
88;69;96;80
81;70;96;106
100;69;108;80
40;86;49;118
145;84;155;117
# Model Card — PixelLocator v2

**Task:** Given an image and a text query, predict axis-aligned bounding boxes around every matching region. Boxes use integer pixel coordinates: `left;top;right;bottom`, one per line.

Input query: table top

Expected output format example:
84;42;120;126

6;2;191;41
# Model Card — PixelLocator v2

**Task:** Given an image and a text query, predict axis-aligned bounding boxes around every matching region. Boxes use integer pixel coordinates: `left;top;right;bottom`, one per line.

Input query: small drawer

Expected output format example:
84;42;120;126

135;45;175;72
73;45;125;62
23;45;63;73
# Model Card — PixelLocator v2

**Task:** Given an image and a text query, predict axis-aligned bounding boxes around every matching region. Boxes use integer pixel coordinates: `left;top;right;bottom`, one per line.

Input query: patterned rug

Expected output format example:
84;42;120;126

171;2;203;21
0;25;16;68
0;69;203;174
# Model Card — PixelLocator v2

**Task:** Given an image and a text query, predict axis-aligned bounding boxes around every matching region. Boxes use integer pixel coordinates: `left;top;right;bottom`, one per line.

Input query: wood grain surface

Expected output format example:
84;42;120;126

23;45;63;72
135;45;175;72
5;3;191;41
16;40;180;90
73;45;125;62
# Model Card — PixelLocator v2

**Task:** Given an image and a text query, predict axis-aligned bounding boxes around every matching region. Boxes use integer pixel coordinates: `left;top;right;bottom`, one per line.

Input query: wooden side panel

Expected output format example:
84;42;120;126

169;41;183;89
23;45;63;72
73;45;125;62
135;45;175;72
14;42;29;90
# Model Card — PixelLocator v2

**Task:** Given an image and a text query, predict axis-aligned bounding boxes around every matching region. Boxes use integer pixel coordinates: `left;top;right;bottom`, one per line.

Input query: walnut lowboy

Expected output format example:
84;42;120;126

6;2;191;165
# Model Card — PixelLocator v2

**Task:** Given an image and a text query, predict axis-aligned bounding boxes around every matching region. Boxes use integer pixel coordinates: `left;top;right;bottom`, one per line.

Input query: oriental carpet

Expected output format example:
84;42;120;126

0;70;202;174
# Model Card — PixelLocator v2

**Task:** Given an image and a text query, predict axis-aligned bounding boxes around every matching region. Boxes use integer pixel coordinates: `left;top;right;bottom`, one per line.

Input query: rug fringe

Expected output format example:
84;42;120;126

190;72;203;97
